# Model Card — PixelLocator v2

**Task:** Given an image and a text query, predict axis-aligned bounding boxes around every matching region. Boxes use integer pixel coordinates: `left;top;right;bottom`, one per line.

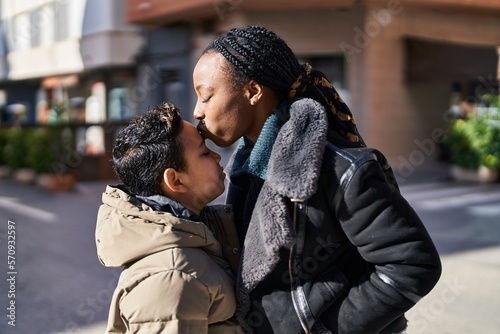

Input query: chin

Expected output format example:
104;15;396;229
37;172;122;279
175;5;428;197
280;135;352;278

202;131;234;147
209;136;234;148
213;187;225;200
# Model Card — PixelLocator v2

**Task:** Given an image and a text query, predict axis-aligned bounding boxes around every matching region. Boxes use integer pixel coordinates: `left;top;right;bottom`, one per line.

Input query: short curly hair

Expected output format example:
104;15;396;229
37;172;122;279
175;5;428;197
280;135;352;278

112;103;185;196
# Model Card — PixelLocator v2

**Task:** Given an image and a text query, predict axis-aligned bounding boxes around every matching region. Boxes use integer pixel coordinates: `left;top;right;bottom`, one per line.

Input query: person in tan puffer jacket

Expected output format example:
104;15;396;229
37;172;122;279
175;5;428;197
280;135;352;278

95;103;243;334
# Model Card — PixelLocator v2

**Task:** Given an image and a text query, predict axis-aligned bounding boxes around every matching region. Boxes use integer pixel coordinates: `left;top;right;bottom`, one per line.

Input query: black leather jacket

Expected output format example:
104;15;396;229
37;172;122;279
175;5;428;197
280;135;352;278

227;98;442;334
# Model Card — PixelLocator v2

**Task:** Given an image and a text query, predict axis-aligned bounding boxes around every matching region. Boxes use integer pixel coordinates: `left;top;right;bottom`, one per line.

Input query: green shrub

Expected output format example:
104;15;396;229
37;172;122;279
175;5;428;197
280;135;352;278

482;93;500;108
0;129;9;165
445;115;500;170
27;128;61;173
27;127;76;174
3;129;34;169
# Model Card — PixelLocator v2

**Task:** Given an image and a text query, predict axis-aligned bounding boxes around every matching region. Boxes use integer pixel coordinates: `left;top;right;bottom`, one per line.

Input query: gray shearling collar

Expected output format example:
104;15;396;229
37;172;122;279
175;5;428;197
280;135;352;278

236;98;329;321
267;98;328;200
236;98;328;326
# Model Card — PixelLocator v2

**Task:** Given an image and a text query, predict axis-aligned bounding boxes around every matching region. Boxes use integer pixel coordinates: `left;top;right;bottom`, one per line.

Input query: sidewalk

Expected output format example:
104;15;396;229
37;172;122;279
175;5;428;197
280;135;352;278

394;159;453;185
406;246;500;333
1;162;499;333
399;176;500;333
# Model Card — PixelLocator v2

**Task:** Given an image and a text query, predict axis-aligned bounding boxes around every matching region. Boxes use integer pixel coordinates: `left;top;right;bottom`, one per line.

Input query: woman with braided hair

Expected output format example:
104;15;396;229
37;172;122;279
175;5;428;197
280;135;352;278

193;25;441;334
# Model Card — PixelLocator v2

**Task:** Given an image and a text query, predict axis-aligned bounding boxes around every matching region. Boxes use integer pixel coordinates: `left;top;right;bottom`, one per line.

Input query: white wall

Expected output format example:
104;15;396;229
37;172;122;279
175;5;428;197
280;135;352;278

1;0;142;79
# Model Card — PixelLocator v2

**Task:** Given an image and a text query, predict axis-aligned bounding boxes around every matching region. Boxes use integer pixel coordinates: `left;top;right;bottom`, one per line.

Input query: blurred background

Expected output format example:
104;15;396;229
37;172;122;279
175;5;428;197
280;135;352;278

0;0;498;183
0;0;499;333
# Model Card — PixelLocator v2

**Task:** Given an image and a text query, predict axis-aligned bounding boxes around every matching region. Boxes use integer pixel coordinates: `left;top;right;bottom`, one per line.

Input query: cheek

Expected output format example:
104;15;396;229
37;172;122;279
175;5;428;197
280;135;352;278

206;104;236;129
220;98;245;124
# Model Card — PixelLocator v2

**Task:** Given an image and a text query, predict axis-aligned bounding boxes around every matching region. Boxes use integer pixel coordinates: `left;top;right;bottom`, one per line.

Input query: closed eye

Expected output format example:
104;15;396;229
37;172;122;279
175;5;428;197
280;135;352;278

201;96;211;103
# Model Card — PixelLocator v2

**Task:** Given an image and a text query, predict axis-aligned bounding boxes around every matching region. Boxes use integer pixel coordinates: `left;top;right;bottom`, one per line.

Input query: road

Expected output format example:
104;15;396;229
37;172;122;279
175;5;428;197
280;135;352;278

0;177;499;333
0;180;120;334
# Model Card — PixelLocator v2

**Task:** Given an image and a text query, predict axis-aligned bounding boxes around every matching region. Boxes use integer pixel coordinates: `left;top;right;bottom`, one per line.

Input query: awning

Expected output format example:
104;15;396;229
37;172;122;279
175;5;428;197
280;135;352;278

41;74;79;89
125;0;356;25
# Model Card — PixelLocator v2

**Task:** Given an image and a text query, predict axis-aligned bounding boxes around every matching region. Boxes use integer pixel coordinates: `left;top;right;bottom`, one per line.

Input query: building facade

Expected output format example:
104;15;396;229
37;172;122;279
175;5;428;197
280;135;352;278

126;0;500;177
1;0;499;180
0;0;143;179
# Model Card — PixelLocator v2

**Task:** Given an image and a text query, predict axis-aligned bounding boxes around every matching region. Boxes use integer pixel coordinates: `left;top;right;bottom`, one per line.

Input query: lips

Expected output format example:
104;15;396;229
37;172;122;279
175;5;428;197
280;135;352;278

197;121;219;144
196;120;229;147
197;120;208;138
219;166;226;179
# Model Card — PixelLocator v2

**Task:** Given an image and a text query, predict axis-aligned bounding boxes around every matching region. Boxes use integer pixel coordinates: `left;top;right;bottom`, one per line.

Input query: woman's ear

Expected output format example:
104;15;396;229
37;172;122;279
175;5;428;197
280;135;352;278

246;80;264;105
162;168;187;194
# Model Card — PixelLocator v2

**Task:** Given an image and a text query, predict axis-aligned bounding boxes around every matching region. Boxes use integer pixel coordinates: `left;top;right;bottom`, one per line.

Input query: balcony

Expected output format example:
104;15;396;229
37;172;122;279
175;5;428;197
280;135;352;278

126;0;356;25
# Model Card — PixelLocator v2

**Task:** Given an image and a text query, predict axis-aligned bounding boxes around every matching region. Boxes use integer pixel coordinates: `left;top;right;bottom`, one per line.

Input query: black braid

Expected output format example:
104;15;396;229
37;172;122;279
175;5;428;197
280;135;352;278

204;25;301;99
204;26;367;147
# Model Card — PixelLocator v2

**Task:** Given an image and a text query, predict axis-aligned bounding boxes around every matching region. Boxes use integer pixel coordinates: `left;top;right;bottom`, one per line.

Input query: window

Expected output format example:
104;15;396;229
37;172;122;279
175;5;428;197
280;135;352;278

38;4;55;47
10;3;59;51
13;13;31;51
54;0;68;41
108;87;132;121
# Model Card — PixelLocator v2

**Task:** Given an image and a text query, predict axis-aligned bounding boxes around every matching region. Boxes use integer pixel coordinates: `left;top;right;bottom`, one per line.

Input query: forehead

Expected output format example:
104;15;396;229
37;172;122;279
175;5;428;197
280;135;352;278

180;121;203;146
193;52;231;86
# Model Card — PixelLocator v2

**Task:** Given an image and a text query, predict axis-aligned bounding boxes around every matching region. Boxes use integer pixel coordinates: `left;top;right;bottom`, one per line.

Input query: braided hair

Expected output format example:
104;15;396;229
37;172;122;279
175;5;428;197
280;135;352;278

204;25;302;99
205;25;366;147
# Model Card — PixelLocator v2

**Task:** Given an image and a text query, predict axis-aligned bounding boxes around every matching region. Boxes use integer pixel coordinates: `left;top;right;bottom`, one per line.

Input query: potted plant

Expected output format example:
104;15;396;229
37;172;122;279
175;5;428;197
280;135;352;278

0;128;10;178
445;114;500;182
3;128;37;184
478;93;500;127
49;101;68;123
27;127;77;191
481;93;500;109
470;114;500;182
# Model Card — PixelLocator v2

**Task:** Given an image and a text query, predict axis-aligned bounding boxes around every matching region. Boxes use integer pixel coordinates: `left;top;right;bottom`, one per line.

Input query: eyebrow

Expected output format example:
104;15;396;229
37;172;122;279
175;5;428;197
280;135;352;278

196;84;213;92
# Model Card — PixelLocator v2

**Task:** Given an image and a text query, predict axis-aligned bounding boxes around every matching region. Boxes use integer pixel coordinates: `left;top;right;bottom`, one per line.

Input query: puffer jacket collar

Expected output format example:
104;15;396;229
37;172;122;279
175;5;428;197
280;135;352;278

136;191;201;221
96;185;222;268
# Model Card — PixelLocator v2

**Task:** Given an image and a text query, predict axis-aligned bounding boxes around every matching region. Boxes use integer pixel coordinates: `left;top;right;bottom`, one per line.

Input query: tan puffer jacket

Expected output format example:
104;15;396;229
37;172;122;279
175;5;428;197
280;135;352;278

95;185;243;334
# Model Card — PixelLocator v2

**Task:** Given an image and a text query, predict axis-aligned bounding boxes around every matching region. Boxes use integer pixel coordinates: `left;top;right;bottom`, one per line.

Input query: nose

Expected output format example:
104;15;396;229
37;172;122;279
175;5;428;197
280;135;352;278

212;150;221;163
193;102;204;120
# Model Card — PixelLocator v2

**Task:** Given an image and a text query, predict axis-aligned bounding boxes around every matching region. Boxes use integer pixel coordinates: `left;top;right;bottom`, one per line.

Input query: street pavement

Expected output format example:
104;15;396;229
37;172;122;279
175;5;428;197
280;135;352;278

401;181;500;334
0;169;499;334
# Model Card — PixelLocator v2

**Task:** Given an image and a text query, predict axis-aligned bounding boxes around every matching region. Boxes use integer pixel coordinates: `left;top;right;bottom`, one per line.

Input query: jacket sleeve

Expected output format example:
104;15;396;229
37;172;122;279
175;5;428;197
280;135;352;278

119;270;211;334
324;158;442;333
